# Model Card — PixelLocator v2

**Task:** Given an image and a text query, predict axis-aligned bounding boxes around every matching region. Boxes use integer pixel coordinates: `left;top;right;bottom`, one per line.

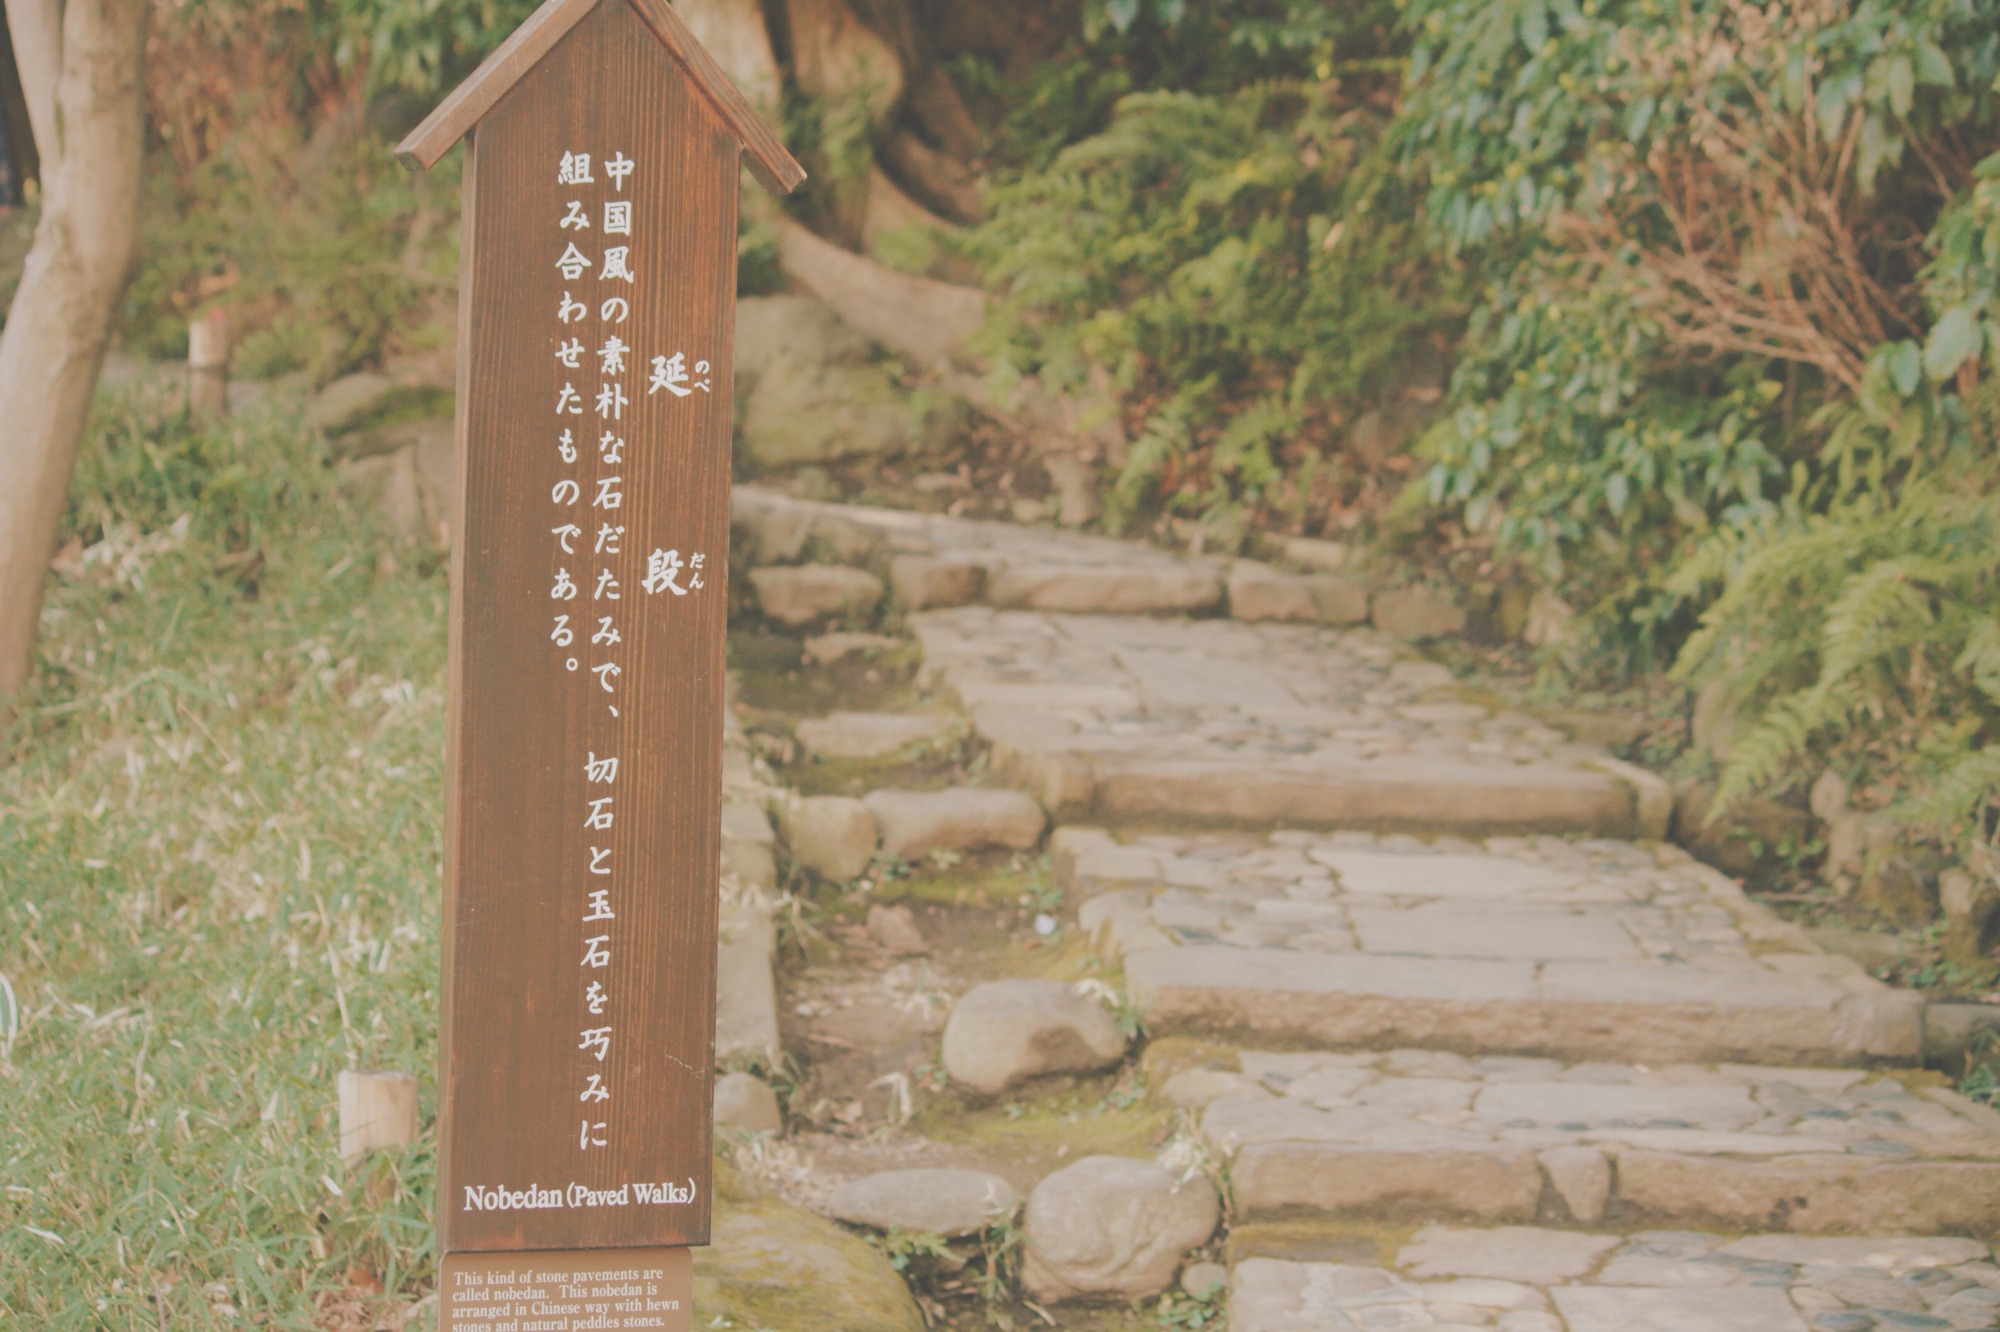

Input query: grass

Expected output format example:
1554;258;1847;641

0;384;446;1327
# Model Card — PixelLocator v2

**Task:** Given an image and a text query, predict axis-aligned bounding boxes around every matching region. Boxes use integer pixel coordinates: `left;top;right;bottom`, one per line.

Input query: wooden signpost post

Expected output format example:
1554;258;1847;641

394;5;801;1326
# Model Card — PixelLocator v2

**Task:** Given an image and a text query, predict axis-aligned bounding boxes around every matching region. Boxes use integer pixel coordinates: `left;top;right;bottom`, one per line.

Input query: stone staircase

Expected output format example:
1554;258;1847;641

721;485;2000;1332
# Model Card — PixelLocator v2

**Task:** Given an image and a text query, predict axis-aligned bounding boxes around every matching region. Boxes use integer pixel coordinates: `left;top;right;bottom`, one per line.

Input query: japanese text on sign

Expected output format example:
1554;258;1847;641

540;146;715;1164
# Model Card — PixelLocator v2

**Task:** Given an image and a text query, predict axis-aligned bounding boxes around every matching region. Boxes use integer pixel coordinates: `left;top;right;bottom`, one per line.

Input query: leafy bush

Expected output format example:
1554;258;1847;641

973;0;1455;540
131;0;527;375
128;134;458;378
1669;151;2000;850
1407;0;2000;617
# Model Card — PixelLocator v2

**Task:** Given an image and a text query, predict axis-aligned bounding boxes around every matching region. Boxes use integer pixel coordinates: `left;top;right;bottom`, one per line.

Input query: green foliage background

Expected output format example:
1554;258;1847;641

971;0;1456;541
969;0;2000;855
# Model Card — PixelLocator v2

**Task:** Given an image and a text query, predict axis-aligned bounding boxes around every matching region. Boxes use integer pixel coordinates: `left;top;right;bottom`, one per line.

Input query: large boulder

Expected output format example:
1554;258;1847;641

697;1168;923;1331
1020;1156;1219;1303
734;294;872;381
941;979;1127;1095
826;1168;1021;1238
733;295;913;469
739;358;914;469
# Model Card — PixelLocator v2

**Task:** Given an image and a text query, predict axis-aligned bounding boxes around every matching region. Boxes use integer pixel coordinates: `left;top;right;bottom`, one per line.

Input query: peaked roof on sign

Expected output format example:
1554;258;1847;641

394;0;805;194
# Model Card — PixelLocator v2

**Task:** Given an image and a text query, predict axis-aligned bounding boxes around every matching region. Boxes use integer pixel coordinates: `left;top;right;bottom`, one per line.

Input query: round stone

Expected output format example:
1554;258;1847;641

1020;1155;1219;1302
824;1168;1021;1238
941;979;1128;1096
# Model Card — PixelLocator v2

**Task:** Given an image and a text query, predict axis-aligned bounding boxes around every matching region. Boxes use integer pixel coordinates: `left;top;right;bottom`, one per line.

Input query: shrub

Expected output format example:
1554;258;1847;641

1407;0;2000;628
972;0;1455;541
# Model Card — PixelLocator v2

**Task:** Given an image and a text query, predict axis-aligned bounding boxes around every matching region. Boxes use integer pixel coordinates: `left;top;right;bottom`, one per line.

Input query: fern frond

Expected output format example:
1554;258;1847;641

1894;745;2000;830
1711;684;1851;813
1816;556;1946;689
1957;617;2000;706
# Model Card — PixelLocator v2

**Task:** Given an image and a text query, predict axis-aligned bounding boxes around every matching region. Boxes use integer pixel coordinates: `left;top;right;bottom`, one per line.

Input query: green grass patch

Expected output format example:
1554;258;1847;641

1;385;445;1326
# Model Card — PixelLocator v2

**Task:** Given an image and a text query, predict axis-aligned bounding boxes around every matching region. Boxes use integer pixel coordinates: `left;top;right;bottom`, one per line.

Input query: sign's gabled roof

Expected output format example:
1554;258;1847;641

394;0;805;195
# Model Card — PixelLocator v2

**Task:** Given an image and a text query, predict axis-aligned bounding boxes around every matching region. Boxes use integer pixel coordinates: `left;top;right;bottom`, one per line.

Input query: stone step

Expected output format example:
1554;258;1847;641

731;485;1466;636
715;689;782;1067
914;608;1667;839
1166;1045;2000;1238
1058;827;1922;1066
1226;1225;2000;1331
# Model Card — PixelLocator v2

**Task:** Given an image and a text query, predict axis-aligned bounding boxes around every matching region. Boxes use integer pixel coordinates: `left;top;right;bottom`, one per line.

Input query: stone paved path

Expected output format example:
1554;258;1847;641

915;608;1667;837
714;488;2000;1331
1229;1228;2000;1331
1056;827;1919;1064
1174;1046;2000;1235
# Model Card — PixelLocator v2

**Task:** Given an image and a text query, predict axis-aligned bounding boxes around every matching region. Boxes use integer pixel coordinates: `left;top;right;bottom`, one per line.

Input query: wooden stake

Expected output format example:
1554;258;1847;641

186;309;228;419
337;1068;418;1163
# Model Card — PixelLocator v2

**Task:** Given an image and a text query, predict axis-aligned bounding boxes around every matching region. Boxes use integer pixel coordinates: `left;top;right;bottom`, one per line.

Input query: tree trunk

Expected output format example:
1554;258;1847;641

0;0;148;709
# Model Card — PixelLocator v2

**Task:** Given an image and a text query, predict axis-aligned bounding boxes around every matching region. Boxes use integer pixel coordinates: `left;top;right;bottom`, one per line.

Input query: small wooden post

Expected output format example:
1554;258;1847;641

337;1068;420;1163
186;309;229;419
393;0;801;1313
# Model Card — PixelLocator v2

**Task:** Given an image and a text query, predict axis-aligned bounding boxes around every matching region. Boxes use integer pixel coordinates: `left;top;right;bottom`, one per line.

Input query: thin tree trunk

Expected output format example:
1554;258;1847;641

0;0;148;709
5;0;61;173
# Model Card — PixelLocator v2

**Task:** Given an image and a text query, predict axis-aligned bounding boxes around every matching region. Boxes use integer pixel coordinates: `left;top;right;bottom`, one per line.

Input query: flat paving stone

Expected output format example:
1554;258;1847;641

911;606;1666;837
1400;1226;1621;1284
1228;1231;2000;1332
1184;1045;2000;1235
1552;1286;1808;1331
1059;826;1921;1066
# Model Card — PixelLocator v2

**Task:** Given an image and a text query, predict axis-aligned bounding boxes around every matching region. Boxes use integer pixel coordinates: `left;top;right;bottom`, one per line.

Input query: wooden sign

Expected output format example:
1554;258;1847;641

395;0;801;1265
439;1247;691;1332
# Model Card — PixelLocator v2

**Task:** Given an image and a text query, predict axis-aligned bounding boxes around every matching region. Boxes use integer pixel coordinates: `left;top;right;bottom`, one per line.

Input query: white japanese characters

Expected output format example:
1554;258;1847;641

544;145;715;1159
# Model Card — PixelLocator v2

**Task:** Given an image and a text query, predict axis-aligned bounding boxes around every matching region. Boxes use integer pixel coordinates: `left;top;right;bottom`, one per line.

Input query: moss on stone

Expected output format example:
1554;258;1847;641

694;1184;923;1331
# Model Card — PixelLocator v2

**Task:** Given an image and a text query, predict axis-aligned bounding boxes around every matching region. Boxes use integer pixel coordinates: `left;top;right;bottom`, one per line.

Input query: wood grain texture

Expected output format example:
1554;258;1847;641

397;0;804;195
394;0;599;171
438;0;738;1253
624;0;804;194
